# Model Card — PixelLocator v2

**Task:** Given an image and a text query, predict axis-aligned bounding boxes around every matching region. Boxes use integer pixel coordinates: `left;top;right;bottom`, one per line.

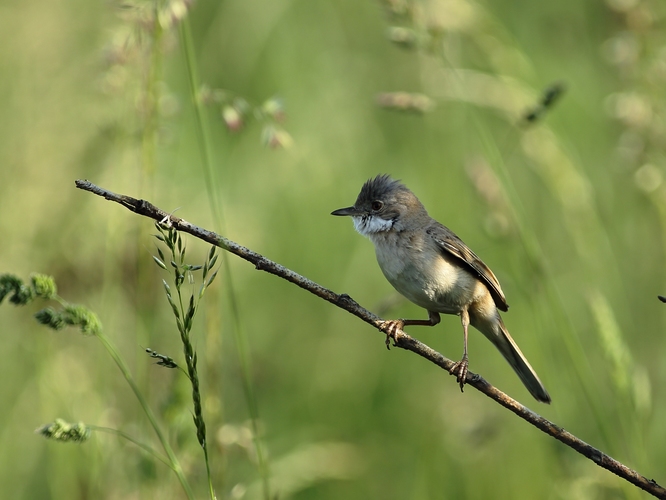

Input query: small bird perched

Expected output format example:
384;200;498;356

332;174;551;403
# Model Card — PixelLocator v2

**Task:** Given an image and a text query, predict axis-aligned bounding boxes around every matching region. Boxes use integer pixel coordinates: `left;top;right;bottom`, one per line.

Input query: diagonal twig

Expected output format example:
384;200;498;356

75;179;666;499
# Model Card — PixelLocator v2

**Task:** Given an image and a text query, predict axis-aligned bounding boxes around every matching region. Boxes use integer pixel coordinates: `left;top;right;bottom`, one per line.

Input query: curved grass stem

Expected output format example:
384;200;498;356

94;331;196;500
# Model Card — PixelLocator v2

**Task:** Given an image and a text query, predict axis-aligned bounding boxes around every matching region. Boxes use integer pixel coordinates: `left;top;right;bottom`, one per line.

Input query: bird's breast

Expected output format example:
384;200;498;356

370;231;483;314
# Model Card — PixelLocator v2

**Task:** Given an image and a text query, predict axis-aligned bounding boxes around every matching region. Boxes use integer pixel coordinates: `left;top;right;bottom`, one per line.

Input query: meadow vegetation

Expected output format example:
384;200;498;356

0;0;664;498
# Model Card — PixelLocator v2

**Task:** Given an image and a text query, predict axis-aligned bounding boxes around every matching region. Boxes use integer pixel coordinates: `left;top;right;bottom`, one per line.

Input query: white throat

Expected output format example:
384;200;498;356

352;215;394;236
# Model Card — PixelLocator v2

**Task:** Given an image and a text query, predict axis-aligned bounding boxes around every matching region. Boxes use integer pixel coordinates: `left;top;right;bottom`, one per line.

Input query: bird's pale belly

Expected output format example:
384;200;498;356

374;239;483;315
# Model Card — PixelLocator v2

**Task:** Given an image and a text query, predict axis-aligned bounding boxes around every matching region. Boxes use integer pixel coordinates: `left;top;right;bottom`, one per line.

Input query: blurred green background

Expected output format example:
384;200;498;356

1;0;665;498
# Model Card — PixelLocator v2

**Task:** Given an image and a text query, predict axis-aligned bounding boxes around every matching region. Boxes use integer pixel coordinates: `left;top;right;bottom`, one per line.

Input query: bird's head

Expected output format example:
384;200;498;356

331;174;427;236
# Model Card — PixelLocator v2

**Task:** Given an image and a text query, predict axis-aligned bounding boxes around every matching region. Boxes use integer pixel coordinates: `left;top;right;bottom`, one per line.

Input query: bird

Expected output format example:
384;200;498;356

331;174;551;403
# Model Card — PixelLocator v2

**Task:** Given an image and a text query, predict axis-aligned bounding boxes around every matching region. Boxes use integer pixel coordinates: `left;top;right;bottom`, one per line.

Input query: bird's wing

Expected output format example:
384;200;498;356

428;224;509;311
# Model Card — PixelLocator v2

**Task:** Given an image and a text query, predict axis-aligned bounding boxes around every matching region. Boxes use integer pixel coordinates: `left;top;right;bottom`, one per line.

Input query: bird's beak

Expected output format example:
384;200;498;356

331;206;363;217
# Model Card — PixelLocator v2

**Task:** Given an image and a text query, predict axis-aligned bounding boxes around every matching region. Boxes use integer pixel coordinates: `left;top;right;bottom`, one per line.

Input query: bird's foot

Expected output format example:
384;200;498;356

450;355;469;392
381;319;405;350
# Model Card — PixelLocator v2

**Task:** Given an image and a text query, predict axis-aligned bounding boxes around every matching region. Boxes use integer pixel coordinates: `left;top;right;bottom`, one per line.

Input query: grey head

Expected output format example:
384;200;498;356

331;174;428;236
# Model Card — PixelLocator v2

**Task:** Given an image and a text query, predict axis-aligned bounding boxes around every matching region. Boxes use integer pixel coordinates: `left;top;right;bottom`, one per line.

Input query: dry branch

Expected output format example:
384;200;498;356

75;179;666;499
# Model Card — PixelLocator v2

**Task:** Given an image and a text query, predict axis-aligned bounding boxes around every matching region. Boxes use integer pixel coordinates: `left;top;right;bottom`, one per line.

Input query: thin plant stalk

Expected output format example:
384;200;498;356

140;0;164;184
88;425;171;468
180;16;271;500
94;330;196;500
155;226;221;500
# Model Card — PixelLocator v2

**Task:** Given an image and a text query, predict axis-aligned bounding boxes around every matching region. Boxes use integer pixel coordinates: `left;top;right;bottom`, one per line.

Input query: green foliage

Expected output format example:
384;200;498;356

1;273;102;336
153;223;220;497
1;0;666;499
36;419;91;444
34;305;102;336
0;274;35;305
0;273;98;336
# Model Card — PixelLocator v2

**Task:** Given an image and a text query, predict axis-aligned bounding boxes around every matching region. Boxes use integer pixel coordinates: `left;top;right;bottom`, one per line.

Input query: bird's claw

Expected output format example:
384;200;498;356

450;356;469;392
382;319;405;350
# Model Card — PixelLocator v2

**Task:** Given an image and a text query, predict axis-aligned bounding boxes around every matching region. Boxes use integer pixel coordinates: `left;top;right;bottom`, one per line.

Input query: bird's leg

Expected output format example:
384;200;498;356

450;309;470;391
383;311;441;349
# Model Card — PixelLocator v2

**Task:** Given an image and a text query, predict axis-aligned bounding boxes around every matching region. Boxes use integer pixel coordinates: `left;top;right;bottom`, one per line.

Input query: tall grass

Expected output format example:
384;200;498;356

0;0;664;498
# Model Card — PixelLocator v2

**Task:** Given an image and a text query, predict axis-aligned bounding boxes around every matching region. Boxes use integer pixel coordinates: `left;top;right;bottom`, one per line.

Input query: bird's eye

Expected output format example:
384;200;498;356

371;201;383;211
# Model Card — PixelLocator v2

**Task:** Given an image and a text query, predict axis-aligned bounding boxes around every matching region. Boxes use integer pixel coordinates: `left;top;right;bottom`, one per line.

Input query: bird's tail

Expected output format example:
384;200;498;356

485;318;551;404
